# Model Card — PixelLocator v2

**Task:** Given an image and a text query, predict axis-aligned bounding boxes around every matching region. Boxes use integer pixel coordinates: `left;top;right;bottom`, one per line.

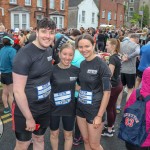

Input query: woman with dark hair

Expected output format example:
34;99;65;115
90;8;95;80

0;35;16;113
76;34;111;150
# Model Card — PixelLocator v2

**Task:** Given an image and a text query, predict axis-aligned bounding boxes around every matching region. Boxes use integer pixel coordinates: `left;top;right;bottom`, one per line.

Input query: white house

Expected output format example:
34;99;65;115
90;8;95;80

68;0;99;29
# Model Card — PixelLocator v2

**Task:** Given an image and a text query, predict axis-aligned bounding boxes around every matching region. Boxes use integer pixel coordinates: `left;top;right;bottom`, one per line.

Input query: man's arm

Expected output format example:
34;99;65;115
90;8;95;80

13;73;36;131
128;45;140;59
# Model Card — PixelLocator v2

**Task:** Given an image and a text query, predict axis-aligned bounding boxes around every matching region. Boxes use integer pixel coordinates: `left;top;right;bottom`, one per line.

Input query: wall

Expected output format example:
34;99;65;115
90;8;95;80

77;0;99;29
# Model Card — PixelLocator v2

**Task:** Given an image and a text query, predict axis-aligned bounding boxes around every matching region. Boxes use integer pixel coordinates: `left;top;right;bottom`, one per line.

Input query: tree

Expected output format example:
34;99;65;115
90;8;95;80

130;13;141;25
140;4;150;27
143;5;149;27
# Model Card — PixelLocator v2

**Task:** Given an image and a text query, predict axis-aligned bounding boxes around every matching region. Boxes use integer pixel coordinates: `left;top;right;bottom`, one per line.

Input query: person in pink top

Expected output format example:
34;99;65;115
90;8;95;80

125;67;150;150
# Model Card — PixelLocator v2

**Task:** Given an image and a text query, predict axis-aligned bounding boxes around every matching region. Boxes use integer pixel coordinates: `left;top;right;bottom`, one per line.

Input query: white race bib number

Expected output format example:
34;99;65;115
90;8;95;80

78;90;92;104
37;82;51;100
54;90;71;106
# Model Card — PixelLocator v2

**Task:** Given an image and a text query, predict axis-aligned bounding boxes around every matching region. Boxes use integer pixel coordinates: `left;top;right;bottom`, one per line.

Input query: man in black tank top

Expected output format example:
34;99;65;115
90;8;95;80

12;18;56;150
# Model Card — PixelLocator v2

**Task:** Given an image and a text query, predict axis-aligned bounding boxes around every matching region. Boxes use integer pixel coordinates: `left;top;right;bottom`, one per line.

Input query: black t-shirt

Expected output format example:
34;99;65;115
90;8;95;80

50;65;79;116
97;33;105;42
109;54;121;87
13;43;53;115
78;56;111;115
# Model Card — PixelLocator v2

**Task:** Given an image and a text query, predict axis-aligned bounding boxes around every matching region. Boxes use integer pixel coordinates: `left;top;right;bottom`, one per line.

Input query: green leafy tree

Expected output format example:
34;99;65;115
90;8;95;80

143;5;149;27
140;4;150;27
130;13;141;25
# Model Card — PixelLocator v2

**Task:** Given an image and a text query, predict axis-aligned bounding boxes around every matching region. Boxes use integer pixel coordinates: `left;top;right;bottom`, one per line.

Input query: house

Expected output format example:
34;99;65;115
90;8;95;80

0;0;69;30
68;0;99;29
99;0;125;28
124;0;140;27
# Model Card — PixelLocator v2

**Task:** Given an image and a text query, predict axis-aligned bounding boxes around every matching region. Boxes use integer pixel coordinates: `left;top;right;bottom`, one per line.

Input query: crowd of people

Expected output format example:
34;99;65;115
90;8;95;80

0;18;150;150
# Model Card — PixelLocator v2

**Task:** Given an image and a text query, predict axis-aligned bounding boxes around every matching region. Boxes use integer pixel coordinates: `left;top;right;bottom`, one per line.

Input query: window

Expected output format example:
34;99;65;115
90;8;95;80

60;0;65;10
114;13;117;20
108;11;111;21
22;14;27;29
25;0;31;5
14;14;19;28
11;12;30;29
102;10;105;18
129;0;134;3
128;7;134;17
50;16;64;29
59;17;63;29
10;0;17;4
37;0;42;7
82;11;85;22
92;13;95;23
120;14;123;21
50;0;55;9
36;15;43;20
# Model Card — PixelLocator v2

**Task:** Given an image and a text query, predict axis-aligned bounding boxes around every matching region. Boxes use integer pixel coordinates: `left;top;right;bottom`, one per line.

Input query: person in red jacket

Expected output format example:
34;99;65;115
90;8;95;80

125;67;150;150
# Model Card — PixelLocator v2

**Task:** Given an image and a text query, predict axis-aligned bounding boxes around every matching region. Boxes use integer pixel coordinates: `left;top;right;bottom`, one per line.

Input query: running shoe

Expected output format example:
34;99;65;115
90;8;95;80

101;128;113;137
3;107;10;114
116;108;121;114
104;124;115;133
73;137;83;146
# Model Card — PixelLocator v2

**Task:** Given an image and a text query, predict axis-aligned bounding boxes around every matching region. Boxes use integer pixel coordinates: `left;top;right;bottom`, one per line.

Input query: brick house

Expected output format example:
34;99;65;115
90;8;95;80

99;0;125;28
0;0;68;30
124;0;140;27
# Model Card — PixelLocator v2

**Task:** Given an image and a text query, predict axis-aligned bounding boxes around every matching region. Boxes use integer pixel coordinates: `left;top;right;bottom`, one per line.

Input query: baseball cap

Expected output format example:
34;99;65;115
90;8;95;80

14;28;20;33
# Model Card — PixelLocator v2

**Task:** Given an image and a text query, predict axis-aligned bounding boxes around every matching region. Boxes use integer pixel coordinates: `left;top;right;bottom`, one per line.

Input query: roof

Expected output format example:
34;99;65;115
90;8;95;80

8;6;29;12
69;0;82;7
69;0;99;8
93;0;99;8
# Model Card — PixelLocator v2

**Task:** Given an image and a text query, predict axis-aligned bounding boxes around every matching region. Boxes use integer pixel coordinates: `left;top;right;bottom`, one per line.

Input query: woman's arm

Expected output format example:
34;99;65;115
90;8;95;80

109;64;115;76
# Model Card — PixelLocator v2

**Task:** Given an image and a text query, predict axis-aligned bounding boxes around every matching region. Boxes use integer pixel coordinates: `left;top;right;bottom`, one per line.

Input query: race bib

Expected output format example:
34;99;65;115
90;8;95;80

54;90;71;106
78;90;92;104
37;82;51;100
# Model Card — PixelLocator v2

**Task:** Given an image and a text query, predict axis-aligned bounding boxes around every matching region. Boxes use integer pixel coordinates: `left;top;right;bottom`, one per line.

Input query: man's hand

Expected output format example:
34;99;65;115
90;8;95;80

122;54;128;62
25;118;36;132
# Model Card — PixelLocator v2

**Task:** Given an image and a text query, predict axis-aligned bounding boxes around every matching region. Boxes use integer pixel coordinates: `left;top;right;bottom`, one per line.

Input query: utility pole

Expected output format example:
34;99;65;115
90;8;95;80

141;1;145;29
99;0;101;26
45;0;49;17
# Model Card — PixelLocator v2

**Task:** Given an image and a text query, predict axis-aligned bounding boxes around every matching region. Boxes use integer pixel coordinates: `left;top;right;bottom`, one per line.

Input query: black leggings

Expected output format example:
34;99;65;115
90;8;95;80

106;82;123;127
50;116;75;131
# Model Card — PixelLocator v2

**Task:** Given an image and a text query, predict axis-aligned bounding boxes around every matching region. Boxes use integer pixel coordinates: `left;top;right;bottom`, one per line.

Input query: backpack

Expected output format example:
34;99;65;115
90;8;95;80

118;89;150;147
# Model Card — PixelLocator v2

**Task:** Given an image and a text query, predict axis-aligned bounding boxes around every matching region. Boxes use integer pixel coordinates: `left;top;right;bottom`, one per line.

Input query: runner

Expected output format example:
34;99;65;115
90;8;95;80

101;38;123;137
76;34;111;150
49;43;79;150
12;17;56;150
0;35;16;114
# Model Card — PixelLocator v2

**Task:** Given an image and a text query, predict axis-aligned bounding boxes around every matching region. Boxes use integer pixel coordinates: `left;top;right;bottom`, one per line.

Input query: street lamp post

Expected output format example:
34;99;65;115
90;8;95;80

141;1;145;29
